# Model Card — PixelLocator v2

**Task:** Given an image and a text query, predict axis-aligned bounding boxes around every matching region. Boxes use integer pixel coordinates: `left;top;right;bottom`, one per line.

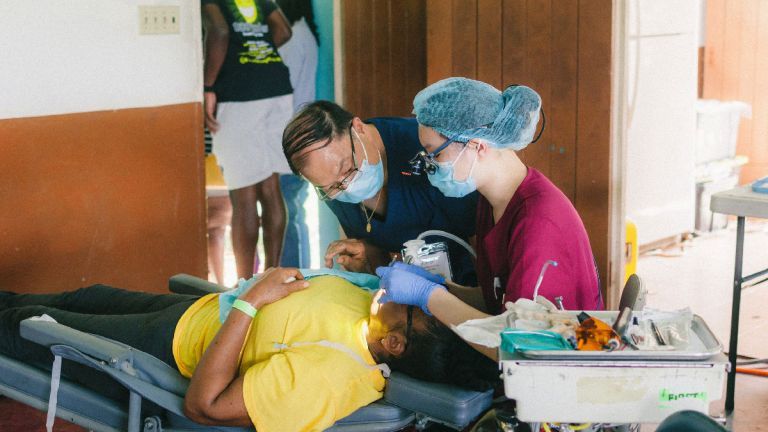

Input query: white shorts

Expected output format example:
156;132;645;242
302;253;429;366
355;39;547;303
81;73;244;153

212;94;293;190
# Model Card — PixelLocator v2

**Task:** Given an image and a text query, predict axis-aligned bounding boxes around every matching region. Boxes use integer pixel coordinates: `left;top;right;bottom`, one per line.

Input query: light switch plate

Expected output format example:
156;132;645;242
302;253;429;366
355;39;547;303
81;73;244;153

139;5;180;35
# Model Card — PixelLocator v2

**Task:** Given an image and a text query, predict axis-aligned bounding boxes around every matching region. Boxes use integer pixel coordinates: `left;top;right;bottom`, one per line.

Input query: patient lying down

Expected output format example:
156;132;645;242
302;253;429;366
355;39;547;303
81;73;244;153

0;268;498;431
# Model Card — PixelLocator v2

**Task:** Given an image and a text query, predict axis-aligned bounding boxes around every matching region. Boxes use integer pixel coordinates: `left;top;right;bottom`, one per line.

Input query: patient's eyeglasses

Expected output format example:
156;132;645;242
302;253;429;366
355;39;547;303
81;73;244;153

403;305;414;352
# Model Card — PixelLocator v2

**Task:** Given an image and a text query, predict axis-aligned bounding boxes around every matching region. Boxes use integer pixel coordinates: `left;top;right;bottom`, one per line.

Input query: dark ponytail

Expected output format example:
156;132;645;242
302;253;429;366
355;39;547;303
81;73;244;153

386;313;500;392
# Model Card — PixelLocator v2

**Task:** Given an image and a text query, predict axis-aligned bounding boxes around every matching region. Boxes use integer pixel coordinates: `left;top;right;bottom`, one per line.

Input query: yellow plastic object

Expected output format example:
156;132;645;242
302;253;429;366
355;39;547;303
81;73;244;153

575;314;620;351
624;218;638;284
205;154;227;188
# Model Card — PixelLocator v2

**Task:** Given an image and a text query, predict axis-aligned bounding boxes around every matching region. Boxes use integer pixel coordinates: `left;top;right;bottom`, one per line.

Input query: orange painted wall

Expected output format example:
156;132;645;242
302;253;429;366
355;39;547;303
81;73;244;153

0;103;207;294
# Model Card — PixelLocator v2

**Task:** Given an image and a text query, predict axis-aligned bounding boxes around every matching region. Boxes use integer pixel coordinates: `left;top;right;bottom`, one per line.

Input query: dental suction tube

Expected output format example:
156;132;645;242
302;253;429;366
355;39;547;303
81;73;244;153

416;230;477;258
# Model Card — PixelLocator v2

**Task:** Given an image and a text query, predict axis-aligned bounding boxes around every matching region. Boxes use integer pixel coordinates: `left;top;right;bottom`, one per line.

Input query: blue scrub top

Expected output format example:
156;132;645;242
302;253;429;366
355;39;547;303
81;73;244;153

325;117;478;285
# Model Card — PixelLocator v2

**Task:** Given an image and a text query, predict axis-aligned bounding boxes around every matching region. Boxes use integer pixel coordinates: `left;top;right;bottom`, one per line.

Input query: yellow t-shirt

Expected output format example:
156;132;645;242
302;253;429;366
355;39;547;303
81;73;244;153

172;275;386;432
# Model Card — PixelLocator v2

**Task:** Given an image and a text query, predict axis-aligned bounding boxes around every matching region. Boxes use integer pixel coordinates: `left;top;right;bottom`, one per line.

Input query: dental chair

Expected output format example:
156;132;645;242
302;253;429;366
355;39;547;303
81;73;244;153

0;274;494;432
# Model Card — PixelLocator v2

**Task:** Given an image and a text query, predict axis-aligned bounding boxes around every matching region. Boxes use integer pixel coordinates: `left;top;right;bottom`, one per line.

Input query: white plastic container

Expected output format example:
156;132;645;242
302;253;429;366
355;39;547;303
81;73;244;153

401;240;453;281
500;352;728;424
695;99;751;165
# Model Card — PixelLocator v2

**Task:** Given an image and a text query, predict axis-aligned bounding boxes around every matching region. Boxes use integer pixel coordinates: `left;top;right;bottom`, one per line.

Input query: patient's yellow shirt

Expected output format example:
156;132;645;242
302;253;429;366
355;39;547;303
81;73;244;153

172;276;385;432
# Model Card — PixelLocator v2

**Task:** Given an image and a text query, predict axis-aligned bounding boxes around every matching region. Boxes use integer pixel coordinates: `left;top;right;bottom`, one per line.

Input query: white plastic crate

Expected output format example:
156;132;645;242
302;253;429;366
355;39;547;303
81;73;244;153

695;99;751;165
501;352;728;424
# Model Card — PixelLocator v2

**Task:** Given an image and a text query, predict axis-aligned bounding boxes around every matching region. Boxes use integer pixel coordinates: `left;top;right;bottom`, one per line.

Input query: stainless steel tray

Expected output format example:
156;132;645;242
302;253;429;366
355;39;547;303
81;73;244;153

513;312;723;361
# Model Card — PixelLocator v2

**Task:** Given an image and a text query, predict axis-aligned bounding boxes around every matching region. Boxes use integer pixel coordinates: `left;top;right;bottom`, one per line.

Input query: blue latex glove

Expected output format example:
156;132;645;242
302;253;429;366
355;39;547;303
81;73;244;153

375;265;445;315
389;261;446;285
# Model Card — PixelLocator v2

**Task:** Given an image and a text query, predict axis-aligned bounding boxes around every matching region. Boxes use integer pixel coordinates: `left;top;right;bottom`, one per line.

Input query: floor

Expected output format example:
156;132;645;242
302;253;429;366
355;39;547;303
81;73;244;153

0;396;85;431
639;219;768;360
637;218;768;431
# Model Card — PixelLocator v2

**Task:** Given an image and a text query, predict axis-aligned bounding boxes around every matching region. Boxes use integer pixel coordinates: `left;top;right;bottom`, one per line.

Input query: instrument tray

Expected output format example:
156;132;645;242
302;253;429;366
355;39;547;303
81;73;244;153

514;311;722;361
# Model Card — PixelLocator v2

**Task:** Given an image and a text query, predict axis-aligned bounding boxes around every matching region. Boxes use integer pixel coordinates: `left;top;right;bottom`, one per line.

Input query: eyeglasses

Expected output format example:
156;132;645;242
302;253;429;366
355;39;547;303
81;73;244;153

403;305;414;353
407;133;463;176
314;126;360;200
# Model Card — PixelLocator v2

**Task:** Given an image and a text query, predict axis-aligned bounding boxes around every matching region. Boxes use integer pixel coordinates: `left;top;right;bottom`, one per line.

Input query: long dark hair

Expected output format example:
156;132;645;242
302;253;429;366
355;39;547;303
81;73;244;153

387;313;500;392
276;0;319;42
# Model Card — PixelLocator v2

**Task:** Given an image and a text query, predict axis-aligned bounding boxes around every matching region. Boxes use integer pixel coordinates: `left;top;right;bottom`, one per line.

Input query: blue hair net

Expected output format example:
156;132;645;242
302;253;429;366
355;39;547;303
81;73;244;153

412;77;542;150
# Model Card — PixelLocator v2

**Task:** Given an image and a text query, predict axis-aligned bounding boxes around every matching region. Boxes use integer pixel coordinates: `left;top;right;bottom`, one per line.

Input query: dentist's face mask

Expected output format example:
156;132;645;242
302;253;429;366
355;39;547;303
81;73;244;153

427;142;479;198
334;128;384;203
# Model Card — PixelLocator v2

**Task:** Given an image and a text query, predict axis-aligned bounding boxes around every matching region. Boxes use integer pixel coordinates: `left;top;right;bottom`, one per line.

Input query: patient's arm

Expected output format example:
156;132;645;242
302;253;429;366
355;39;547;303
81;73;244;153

427;289;498;361
267;7;292;48
184;268;309;426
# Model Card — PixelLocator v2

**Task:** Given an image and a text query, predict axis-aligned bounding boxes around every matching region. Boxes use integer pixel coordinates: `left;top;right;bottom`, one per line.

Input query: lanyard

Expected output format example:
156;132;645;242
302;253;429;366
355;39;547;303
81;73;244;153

273;340;391;378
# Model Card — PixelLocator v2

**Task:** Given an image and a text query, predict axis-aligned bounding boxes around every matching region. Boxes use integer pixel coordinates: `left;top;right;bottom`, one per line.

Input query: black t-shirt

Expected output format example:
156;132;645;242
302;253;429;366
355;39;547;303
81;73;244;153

203;0;292;102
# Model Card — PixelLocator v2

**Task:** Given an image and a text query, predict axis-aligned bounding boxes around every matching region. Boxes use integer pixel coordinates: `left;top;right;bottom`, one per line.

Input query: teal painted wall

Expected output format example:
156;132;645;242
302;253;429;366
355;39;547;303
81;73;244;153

312;0;341;262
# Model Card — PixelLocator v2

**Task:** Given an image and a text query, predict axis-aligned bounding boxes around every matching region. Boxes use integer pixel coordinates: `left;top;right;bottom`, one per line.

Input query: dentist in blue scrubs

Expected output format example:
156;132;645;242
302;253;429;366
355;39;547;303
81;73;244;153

281;101;478;285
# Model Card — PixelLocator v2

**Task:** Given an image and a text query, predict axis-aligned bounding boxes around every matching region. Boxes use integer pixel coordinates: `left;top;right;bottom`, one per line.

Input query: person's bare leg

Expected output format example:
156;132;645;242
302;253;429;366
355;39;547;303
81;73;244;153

206;194;232;284
229;184;260;279
255;174;286;269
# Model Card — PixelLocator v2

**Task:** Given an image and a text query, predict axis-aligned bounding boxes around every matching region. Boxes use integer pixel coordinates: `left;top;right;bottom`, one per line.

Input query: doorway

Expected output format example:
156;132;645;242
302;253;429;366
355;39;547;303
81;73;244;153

617;0;768;427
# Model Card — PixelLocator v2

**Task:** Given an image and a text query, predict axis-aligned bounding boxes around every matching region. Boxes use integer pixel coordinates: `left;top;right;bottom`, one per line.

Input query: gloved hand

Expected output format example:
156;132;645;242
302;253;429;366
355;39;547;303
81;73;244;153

376;265;446;315
389;261;446;285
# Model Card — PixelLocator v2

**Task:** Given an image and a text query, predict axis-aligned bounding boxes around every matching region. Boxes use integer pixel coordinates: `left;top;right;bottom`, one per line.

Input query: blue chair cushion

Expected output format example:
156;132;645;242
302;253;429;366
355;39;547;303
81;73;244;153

328;400;415;432
384;372;493;429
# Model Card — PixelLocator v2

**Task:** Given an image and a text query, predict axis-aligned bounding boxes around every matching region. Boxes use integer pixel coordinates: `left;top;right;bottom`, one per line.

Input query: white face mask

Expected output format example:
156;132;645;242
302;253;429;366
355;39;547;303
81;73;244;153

427;144;479;198
334;129;385;203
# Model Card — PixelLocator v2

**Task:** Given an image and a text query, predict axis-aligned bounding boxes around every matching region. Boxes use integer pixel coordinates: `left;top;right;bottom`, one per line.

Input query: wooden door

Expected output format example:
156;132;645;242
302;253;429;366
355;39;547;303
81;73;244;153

425;0;614;300
340;0;427;118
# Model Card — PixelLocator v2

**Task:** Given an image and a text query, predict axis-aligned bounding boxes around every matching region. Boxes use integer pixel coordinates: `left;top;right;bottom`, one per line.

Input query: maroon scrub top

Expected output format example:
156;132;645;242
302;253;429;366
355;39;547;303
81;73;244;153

475;168;603;314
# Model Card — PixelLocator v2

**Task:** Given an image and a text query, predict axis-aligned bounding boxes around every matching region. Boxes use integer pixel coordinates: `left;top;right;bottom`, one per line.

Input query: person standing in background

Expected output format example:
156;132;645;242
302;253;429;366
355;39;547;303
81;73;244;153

202;0;294;278
204;133;233;285
276;0;319;267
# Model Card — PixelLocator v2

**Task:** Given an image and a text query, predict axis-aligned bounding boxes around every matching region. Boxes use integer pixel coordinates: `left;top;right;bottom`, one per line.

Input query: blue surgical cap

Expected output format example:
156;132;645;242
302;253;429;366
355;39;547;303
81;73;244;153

412;77;542;150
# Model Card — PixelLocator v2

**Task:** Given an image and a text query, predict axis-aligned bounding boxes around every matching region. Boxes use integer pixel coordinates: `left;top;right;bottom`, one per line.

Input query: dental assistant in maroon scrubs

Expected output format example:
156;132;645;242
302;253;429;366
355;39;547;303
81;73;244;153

376;78;602;360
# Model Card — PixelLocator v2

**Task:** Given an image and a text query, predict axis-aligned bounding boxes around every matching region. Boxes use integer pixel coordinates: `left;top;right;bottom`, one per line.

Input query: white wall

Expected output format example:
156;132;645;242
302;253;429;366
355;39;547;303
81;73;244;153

0;1;203;120
625;0;699;245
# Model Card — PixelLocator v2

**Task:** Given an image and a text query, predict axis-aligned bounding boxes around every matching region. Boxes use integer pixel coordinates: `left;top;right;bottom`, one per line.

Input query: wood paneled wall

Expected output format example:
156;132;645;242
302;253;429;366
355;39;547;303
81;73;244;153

341;0;427;118
339;0;614;298
703;0;768;184
425;0;614;297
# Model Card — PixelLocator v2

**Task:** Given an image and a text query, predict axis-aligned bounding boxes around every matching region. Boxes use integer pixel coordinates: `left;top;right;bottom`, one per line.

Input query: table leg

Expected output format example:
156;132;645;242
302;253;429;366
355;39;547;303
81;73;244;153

725;216;745;424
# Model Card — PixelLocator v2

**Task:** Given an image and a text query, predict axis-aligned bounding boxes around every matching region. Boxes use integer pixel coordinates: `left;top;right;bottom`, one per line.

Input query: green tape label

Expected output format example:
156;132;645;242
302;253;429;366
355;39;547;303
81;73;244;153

659;389;707;402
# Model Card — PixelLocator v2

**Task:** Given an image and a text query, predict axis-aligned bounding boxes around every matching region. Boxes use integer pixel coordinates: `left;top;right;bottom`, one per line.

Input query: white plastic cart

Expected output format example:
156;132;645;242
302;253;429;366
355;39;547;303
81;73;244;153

499;312;728;425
